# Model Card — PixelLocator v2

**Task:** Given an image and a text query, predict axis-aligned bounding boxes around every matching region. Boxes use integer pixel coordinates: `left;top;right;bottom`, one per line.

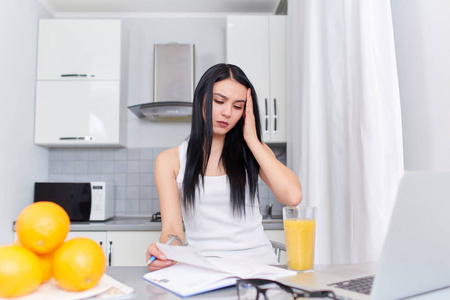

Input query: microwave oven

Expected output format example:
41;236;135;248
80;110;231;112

34;182;114;221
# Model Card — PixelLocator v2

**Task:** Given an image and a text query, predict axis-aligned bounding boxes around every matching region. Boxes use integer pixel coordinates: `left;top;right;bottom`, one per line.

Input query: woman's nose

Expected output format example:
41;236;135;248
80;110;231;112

222;104;232;117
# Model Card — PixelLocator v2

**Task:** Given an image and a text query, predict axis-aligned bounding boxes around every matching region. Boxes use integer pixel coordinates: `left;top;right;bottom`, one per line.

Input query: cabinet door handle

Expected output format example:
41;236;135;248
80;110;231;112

264;98;269;134
107;241;113;266
61;74;95;78
59;137;95;141
273;98;278;134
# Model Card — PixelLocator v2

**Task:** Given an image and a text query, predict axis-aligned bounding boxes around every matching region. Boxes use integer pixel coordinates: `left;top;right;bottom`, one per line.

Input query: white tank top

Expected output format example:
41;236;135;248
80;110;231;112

176;140;278;265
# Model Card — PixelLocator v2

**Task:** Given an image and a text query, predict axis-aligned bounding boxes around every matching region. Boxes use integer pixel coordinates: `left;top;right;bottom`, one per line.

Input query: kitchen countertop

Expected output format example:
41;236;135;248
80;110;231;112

12;216;283;232
70;216;163;231
70;216;284;231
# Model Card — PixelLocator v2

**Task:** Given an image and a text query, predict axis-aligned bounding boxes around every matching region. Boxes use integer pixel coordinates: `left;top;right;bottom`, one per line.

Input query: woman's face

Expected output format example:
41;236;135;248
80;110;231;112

210;78;247;136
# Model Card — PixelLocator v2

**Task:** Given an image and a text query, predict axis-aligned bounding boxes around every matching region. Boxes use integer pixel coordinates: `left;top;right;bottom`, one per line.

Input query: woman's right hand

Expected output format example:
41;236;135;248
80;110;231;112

146;242;175;272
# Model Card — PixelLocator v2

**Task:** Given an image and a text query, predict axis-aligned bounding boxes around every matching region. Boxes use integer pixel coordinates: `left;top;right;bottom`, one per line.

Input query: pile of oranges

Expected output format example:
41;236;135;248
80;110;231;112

0;202;106;298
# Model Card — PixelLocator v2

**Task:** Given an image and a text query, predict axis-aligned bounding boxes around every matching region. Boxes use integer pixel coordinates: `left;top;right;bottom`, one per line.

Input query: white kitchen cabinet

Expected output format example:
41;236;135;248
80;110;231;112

106;231;160;267
35;81;123;146
34;19;126;147
227;15;287;143
66;231;160;266
37;20;121;80
265;229;287;264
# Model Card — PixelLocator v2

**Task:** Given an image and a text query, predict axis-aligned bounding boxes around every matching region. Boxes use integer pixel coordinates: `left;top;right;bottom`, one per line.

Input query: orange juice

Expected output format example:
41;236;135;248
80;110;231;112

284;219;316;271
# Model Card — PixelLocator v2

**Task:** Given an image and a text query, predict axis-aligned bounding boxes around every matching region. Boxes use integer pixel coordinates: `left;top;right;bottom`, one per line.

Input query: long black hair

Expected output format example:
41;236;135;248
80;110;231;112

182;63;262;217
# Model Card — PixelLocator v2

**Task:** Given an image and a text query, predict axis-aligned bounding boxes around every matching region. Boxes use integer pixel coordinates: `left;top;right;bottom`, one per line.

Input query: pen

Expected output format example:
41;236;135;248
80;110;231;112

147;236;176;265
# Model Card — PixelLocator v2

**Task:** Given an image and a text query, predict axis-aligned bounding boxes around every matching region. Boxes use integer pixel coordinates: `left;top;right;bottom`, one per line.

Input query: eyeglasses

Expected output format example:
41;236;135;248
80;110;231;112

236;278;336;300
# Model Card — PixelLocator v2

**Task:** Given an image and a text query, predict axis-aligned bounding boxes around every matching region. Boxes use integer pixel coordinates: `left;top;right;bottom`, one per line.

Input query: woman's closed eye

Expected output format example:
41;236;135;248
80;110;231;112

214;99;244;110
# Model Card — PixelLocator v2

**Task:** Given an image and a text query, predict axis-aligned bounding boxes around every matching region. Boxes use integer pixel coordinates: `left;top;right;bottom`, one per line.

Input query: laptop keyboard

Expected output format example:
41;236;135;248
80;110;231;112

328;275;375;295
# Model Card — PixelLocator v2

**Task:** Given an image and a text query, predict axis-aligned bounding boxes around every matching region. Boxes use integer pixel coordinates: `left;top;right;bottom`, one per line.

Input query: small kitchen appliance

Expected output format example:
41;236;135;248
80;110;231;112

34;182;114;221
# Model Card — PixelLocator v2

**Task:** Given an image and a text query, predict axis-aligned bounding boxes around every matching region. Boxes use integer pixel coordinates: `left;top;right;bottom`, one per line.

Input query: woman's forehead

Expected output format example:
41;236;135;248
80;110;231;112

212;79;247;97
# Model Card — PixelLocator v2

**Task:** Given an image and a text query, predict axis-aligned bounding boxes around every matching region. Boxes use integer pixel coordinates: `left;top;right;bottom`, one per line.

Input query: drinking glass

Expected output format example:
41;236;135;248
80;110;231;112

282;206;316;272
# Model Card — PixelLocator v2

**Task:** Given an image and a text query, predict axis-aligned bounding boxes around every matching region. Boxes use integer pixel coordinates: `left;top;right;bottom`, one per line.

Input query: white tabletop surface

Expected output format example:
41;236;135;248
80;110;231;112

106;265;450;300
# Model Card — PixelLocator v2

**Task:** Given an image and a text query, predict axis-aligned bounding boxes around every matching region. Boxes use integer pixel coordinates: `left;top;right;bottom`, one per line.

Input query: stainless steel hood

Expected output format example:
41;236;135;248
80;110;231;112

128;43;194;122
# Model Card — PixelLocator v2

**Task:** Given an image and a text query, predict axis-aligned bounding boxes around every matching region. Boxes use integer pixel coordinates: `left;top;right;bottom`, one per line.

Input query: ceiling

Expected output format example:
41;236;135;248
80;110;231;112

39;0;286;15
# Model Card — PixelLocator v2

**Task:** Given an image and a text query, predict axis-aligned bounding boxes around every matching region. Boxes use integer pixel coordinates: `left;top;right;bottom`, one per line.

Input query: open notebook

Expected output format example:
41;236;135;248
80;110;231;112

281;171;450;299
143;243;296;297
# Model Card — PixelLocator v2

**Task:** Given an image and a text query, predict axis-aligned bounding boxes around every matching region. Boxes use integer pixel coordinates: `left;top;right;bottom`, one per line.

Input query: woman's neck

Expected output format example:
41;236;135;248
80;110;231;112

211;134;225;152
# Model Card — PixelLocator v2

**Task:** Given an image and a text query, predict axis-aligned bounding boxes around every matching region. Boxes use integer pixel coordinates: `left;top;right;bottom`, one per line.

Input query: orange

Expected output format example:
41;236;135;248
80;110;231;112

0;245;42;298
12;239;53;284
53;237;106;291
38;250;54;283
16;201;70;255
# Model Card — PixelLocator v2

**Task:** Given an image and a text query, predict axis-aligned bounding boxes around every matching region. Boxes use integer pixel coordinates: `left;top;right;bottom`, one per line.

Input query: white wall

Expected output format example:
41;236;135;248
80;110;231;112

0;1;51;245
391;0;450;171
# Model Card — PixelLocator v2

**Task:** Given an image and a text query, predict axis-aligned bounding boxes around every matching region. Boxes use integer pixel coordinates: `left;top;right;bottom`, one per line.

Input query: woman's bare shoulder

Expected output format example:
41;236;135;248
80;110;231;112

155;146;180;174
156;146;178;159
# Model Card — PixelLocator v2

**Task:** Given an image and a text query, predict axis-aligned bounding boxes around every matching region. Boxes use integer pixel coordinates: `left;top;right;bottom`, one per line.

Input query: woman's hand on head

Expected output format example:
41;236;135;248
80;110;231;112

146;242;175;272
243;88;259;144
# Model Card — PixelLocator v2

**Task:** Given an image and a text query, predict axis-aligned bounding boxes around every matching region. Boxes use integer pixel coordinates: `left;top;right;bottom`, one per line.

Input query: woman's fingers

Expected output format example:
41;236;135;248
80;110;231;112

146;242;175;271
147;259;175;272
245;88;253;119
146;242;165;262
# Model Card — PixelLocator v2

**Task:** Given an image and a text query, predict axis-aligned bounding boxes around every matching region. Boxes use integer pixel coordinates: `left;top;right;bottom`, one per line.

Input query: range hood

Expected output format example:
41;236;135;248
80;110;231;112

128;43;194;122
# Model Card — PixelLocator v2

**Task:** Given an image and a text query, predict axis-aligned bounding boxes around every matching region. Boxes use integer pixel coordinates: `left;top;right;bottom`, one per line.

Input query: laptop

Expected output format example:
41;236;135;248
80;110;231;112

281;171;450;299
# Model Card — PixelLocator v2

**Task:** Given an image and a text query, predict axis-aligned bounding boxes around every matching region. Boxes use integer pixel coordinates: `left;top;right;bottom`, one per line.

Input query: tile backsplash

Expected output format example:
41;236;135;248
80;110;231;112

48;146;286;217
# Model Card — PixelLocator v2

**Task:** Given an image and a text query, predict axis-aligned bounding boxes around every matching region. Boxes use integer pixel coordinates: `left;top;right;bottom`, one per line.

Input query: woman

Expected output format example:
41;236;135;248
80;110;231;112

146;63;302;271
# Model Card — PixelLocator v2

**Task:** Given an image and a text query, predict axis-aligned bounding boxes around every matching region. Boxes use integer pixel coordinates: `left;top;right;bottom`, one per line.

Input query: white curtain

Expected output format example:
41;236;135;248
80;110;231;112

287;0;404;264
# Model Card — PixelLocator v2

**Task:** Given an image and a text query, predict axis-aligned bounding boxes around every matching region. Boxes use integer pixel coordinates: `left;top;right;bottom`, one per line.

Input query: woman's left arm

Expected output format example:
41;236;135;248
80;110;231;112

243;88;302;206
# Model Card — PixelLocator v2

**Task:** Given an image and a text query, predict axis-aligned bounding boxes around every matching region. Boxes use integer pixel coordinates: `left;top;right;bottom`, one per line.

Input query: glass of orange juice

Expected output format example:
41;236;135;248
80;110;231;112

282;206;316;272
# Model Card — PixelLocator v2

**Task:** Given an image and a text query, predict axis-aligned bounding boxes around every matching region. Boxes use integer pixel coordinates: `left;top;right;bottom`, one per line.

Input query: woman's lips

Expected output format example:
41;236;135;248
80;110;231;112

217;121;229;128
